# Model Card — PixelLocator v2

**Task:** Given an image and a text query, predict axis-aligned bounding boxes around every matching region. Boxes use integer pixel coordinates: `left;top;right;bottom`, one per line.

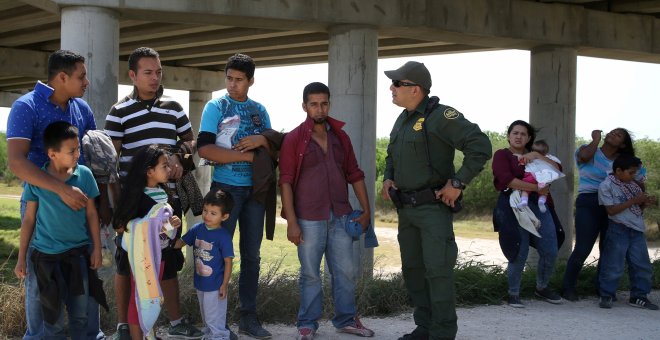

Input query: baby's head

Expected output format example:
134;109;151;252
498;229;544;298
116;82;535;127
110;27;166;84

532;139;549;155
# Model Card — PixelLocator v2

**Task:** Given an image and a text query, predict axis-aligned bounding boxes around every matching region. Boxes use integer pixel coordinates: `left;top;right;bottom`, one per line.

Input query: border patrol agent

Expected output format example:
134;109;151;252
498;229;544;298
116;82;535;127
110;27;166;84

381;61;492;340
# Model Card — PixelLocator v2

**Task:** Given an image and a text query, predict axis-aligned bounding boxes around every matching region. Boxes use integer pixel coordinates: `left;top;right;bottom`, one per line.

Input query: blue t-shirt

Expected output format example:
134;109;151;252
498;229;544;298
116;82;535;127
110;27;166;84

22;164;100;254
6;81;97;168
181;222;234;292
199;93;271;186
576;145;646;194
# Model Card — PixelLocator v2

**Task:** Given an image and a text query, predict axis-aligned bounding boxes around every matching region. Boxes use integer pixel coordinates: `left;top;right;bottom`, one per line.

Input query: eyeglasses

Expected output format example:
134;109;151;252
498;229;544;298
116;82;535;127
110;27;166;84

392;80;418;88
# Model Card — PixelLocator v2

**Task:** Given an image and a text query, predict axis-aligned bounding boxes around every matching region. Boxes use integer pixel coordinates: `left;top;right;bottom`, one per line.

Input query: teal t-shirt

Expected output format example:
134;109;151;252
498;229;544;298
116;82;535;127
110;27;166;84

22;164;100;254
199;93;271;186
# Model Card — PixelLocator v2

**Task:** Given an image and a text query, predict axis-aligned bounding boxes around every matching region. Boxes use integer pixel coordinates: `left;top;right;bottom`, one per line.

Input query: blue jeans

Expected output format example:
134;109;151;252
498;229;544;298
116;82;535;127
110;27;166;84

212;182;265;315
21;200;104;340
598;221;652;298
507;201;558;295
563;193;609;292
296;212;356;330
43;254;90;339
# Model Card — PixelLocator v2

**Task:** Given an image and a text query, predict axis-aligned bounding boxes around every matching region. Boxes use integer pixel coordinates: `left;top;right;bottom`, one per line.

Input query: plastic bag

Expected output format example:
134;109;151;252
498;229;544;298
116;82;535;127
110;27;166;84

525;159;565;185
215;115;241;148
200;115;241;166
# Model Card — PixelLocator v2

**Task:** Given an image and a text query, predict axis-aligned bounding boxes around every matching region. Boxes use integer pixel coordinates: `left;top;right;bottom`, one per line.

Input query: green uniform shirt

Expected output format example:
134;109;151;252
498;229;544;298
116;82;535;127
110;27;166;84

384;96;492;191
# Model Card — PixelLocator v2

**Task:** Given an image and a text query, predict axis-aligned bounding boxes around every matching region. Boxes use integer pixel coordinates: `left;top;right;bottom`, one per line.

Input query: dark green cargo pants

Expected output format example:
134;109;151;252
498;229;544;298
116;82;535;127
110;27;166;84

398;203;458;339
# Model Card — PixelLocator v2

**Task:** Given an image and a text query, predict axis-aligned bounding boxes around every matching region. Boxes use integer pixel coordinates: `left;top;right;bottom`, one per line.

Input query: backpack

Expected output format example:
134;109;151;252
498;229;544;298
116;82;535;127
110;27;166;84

81;130;119;184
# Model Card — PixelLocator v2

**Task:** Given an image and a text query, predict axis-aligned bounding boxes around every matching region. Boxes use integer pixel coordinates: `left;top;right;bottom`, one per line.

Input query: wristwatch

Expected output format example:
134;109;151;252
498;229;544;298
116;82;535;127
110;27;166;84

451;178;465;190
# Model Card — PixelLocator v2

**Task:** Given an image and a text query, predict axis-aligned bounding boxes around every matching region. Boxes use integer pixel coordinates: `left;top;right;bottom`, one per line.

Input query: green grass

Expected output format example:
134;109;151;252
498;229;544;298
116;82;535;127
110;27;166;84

0;197;20;282
0;183;23;197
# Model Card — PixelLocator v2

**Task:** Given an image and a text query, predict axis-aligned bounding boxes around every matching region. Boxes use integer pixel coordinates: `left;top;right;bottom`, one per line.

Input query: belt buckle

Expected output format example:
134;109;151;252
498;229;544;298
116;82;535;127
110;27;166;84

409;195;417;206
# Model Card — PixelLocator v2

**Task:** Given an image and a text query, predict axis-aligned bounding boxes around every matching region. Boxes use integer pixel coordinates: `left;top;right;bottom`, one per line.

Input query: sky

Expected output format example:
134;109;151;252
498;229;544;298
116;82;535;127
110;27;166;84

2;49;660;140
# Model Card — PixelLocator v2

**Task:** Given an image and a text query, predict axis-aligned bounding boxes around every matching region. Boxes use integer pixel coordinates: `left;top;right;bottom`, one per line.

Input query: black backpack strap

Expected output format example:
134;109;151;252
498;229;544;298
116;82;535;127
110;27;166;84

421;96;441;177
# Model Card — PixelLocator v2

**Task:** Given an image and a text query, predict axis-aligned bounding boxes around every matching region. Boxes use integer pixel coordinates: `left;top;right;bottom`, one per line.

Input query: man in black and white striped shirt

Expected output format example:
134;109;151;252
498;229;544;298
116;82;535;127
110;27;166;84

105;47;201;340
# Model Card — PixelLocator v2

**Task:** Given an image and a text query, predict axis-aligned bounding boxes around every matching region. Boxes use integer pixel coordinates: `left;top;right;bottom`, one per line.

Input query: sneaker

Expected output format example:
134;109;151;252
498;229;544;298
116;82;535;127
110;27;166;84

629;296;659;310
112;324;130;340
535;287;562;304
508;294;524;308
239;314;272;339
297;327;316;340
561;290;579;302
397;327;430;340
167;319;203;339
337;317;374;337
599;296;613;309
230;330;238;340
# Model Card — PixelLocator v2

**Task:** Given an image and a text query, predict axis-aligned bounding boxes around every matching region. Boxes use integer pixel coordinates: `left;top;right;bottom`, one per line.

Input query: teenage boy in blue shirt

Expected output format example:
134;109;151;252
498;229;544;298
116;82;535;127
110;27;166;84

15;121;104;338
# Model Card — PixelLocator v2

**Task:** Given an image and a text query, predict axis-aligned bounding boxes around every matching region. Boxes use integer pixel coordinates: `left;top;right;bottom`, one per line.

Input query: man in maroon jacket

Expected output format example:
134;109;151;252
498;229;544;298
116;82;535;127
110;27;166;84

279;82;373;340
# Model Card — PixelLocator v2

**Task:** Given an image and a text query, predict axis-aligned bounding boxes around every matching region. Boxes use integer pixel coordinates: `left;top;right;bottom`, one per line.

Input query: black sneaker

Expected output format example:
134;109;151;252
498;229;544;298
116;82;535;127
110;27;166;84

167;318;203;339
535;287;562;304
629;296;659;310
508;295;524;308
239;314;272;339
561;290;579;302
599;296;613;309
230;329;238;340
397;327;430;340
111;324;130;340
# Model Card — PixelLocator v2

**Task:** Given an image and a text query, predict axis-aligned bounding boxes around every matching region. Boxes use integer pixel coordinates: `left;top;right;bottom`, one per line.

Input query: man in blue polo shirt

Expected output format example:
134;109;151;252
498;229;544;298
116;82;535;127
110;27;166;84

7;50;102;340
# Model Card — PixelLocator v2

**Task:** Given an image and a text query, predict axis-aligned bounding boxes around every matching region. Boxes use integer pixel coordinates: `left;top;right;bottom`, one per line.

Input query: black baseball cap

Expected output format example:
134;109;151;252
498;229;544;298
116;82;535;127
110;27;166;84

384;61;432;91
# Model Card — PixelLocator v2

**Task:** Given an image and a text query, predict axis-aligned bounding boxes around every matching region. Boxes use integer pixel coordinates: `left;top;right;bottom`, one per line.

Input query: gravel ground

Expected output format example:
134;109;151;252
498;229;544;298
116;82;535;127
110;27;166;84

250;290;660;339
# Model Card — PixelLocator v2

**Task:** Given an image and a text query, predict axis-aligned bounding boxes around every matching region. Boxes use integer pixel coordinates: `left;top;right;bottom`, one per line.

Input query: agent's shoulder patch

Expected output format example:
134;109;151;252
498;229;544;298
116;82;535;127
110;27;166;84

443;107;460;120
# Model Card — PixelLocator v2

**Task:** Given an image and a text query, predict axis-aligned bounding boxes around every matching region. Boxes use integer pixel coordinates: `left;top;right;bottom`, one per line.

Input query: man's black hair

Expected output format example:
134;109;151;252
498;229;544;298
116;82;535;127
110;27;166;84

203;188;235;215
47;50;85;81
225;53;255;79
128;47;160;72
612;154;642;172
43;121;79;151
302;82;331;103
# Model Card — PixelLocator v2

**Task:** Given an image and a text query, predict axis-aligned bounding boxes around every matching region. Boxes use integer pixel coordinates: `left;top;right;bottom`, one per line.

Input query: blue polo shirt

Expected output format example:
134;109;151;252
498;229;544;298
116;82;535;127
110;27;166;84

6;81;97;167
22;164;100;254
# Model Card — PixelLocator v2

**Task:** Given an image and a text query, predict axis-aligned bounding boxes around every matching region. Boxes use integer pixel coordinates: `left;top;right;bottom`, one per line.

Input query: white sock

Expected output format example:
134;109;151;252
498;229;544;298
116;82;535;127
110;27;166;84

170;318;183;327
117;323;127;330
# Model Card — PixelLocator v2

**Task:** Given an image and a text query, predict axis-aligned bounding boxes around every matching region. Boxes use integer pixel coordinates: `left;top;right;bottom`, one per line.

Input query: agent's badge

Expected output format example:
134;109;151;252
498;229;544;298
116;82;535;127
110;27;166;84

413;117;425;131
444;108;459;119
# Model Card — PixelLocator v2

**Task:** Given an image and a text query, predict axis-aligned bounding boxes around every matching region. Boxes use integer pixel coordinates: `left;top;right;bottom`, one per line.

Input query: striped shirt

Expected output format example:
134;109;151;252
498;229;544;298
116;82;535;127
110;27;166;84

104;86;192;179
144;187;168;203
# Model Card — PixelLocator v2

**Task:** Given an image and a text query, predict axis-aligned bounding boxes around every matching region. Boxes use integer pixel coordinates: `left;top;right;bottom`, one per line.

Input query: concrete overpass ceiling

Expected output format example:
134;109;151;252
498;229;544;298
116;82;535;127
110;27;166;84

2;0;660;92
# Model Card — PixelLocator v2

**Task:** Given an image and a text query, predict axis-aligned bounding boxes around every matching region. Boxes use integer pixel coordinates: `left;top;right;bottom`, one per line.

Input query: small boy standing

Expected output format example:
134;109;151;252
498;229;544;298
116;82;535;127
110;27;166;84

14;121;106;337
598;154;658;310
176;188;235;339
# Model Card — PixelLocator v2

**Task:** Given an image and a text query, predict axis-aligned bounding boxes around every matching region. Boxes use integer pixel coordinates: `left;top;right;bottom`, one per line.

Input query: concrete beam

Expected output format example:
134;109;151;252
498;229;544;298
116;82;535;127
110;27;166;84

0;47;49;79
612;1;660;13
0;91;24;107
52;0;660;62
0;47;223;92
0;7;59;34
19;0;59;14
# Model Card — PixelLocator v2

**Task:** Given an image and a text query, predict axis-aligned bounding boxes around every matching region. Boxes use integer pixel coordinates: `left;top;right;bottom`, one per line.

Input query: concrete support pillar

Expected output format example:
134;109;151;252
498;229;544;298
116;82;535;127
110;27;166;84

529;46;577;260
61;6;119;128
185;90;214;262
328;25;378;278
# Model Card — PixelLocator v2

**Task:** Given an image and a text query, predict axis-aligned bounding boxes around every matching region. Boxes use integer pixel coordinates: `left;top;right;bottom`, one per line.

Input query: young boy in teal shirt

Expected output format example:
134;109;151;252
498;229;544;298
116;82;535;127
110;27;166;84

15;121;106;338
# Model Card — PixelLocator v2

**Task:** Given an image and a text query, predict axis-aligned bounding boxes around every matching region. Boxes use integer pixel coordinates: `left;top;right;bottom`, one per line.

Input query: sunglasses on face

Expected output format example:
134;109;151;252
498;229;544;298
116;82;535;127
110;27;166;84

392;80;418;87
